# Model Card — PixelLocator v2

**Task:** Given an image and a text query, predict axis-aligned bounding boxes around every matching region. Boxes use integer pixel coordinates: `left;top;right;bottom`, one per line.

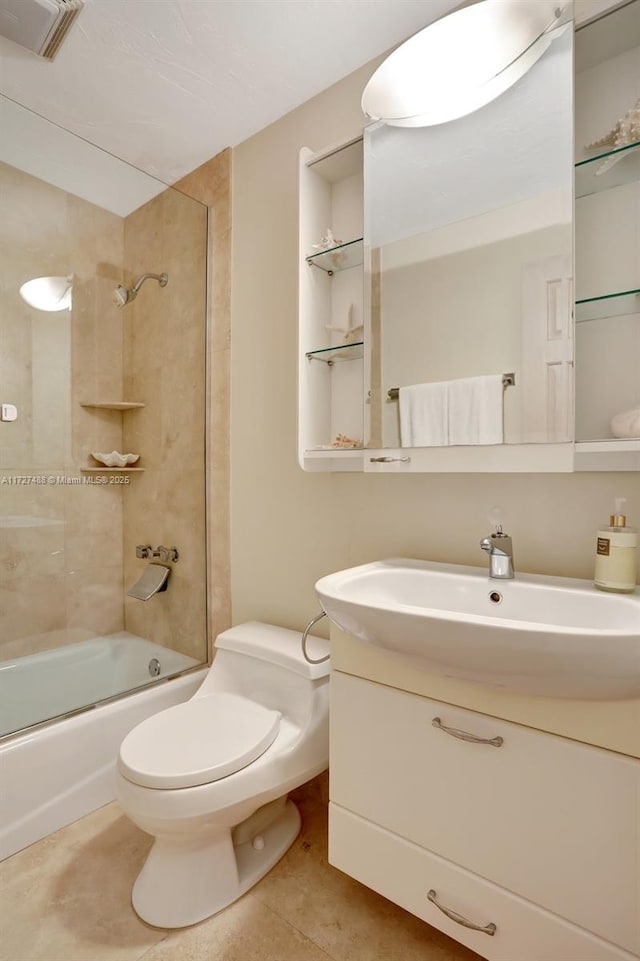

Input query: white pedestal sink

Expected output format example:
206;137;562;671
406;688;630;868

315;558;640;700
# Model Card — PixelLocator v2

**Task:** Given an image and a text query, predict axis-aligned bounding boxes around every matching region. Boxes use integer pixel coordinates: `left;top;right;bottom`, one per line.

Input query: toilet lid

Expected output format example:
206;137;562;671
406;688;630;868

118;693;281;789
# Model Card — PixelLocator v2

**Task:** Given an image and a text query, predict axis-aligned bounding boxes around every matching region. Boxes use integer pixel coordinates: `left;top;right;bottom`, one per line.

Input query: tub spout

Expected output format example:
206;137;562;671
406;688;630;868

127;563;170;601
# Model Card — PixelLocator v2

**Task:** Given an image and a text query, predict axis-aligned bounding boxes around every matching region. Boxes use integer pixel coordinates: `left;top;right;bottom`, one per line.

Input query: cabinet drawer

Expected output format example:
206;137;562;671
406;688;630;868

330;803;639;961
330;672;640;953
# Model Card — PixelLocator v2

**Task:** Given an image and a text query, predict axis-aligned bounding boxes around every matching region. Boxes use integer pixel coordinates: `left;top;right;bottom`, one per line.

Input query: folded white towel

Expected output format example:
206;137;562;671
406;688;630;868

448;374;504;446
399;382;448;447
610;406;640;439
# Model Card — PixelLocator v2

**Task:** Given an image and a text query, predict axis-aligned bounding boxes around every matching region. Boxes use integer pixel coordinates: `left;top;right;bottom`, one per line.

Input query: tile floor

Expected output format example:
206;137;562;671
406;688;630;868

0;778;482;961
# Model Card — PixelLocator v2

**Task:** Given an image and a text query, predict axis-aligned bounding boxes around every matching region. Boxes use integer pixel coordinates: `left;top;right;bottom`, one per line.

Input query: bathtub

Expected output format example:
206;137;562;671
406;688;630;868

0;632;208;860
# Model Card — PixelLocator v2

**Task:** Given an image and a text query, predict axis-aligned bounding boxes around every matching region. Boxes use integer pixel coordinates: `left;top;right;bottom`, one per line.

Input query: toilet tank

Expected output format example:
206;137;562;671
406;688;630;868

215;622;330;680
195;622;330;724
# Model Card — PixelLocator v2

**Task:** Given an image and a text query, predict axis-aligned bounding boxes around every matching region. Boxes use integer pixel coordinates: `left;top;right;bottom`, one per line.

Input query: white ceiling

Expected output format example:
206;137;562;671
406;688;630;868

0;0;460;185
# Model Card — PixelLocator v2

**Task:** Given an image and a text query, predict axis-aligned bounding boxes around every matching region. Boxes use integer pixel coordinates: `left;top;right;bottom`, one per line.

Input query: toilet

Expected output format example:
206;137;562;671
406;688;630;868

116;621;330;928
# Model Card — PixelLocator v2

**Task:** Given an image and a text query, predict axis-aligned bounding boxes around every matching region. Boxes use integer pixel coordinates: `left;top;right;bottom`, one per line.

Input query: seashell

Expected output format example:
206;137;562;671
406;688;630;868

610;407;640;439
91;450;140;468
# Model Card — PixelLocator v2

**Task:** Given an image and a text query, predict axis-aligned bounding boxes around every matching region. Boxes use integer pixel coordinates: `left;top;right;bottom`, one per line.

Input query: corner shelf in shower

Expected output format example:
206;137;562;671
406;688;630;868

80;402;145;410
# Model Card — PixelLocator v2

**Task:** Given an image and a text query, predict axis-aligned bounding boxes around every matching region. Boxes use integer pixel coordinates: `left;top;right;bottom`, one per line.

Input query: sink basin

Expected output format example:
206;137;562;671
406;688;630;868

315;558;640;700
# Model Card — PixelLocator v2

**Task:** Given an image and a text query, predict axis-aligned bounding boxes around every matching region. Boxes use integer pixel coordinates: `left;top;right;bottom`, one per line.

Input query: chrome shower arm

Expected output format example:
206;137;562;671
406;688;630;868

131;272;168;295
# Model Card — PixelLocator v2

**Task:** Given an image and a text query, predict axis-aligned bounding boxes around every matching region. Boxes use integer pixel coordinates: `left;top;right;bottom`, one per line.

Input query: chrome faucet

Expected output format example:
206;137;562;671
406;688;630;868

480;525;514;579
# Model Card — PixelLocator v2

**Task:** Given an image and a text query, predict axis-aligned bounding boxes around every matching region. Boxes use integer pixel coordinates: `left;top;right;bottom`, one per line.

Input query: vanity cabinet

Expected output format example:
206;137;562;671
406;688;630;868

329;671;640;960
298;138;364;471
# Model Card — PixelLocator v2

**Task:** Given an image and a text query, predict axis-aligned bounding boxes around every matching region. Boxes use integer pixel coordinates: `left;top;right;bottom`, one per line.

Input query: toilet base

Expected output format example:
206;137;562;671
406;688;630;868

131;798;302;928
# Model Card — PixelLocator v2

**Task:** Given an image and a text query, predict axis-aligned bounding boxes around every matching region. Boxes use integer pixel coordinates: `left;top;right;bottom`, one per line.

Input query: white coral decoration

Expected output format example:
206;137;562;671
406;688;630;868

586;99;640;175
312;229;341;251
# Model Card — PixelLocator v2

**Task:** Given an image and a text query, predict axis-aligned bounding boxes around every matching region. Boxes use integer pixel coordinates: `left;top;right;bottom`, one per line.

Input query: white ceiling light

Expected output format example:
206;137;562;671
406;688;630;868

362;0;568;127
19;275;72;311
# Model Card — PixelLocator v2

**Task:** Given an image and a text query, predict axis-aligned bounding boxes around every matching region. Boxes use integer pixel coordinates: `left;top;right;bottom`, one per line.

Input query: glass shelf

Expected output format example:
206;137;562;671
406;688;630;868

306;341;364;364
575;140;640;198
305;238;363;275
575;289;640;324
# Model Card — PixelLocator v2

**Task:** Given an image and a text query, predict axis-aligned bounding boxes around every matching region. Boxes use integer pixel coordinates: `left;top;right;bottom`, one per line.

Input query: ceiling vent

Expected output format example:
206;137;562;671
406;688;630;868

0;0;84;60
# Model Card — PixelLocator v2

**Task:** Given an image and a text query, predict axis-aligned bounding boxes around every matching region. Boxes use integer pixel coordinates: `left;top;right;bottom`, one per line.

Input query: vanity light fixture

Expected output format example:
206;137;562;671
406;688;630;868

361;0;569;127
19;275;72;311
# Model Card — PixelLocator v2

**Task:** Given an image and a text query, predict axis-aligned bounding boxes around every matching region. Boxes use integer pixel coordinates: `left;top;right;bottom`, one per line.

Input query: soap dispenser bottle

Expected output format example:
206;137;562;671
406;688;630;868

594;498;638;593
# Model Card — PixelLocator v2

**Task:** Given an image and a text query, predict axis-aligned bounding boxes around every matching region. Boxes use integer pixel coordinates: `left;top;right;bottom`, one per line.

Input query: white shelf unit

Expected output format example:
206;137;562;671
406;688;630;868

298;138;364;471
573;3;640;466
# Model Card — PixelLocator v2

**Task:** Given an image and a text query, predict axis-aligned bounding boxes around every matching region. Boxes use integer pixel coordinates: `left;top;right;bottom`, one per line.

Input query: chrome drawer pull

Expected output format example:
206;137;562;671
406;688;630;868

369;456;411;463
427;889;497;936
432;716;503;747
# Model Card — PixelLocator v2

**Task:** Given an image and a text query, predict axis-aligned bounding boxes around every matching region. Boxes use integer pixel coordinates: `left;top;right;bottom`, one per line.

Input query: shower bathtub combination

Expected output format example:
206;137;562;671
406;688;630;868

0;127;210;863
0;634;206;860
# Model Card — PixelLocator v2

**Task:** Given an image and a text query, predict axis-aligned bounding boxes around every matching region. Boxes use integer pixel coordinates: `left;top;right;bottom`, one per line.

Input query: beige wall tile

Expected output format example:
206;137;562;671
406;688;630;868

65;567;124;637
0;163;126;655
174;150;233;651
0;523;65;582
0;574;68;654
63;481;123;571
122;186;209;661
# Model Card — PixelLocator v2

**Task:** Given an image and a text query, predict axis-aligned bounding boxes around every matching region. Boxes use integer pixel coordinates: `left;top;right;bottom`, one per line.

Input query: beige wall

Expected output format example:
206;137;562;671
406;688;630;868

230;60;639;636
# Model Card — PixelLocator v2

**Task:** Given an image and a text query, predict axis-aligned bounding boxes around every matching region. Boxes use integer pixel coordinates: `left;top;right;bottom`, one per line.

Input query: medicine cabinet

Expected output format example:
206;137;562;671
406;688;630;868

297;1;639;473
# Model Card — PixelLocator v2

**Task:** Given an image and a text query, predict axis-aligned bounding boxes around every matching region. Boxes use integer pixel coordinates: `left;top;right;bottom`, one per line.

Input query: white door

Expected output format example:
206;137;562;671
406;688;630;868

521;254;573;443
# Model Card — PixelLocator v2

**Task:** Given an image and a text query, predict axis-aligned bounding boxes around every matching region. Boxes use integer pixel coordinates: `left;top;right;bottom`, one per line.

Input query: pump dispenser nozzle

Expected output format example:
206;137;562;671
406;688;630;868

610;497;628;528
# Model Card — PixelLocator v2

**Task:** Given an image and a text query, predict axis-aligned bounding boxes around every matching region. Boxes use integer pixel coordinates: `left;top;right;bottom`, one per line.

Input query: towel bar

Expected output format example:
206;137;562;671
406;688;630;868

387;372;515;400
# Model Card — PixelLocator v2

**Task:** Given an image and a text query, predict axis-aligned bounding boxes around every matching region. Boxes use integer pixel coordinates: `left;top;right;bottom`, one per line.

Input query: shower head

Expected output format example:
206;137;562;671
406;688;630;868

114;272;168;307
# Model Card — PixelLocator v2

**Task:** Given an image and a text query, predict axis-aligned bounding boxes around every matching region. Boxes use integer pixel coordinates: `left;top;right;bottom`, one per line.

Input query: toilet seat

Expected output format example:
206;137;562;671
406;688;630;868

118;693;281;789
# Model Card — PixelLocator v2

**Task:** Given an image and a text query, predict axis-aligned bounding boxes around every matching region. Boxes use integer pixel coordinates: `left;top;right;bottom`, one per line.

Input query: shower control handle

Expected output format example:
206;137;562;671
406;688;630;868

156;546;179;564
135;544;179;563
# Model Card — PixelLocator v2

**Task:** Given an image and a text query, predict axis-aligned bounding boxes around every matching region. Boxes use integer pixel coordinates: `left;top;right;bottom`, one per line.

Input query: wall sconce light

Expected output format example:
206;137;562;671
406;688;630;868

361;0;569;128
19;275;73;312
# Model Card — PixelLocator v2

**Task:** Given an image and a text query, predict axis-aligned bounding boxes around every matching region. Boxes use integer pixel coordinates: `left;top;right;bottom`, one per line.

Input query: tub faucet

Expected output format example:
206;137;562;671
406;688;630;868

480;525;514;579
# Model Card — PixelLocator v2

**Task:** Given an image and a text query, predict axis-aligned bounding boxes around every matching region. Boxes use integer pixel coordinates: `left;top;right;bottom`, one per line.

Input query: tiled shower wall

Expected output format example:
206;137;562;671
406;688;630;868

0;161;126;658
0;158;219;666
121;148;233;660
122;187;208;660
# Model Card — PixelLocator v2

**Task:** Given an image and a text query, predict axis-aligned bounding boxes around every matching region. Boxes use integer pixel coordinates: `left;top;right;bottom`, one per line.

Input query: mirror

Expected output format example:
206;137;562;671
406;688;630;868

364;24;574;449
